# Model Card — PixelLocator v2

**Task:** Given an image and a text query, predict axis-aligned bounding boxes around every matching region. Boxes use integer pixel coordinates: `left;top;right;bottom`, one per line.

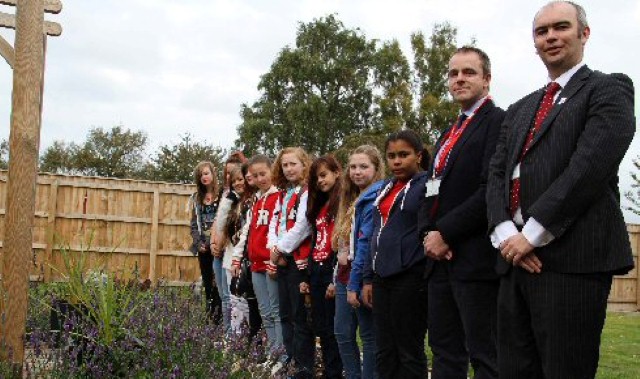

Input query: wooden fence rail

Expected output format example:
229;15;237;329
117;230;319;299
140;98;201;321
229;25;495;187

0;170;638;310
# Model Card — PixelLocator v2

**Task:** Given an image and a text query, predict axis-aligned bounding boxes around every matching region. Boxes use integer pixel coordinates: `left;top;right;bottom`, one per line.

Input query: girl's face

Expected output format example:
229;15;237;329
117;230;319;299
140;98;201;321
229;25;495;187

200;166;214;187
245;171;255;187
316;163;340;193
231;172;245;195
349;153;376;190
250;162;272;192
281;153;304;185
386;140;421;181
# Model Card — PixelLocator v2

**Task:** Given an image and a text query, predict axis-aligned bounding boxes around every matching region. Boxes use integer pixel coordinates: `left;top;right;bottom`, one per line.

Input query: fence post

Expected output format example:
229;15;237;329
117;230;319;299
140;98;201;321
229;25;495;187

149;190;160;285
44;178;58;282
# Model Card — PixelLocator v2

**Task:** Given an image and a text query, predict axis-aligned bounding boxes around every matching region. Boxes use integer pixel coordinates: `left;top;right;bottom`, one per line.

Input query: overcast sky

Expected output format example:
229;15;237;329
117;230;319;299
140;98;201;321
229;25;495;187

1;0;639;221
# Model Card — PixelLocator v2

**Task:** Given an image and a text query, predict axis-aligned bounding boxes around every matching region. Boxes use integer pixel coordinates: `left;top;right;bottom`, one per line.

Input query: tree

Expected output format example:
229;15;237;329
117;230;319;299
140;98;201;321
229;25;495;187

0;139;7;170
411;22;460;146
236;14;377;156
39;141;80;174
625;155;640;216
149;134;226;184
73;126;148;178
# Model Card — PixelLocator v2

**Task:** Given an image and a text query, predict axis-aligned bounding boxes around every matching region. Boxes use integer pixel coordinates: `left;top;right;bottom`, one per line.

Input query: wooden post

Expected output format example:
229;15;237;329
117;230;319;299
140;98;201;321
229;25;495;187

44;179;59;283
0;0;45;364
149;190;160;285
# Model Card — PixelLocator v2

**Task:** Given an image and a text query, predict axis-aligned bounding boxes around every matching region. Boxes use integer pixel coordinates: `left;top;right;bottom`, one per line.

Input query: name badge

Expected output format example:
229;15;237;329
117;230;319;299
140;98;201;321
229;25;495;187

425;178;441;198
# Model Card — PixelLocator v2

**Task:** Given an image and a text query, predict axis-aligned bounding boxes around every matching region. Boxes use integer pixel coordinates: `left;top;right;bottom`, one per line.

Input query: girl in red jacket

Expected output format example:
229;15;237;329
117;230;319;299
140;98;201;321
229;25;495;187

231;155;283;356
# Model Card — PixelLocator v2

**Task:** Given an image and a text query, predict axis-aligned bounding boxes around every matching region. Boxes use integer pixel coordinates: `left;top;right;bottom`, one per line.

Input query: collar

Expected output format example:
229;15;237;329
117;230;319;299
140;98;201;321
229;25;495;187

462;95;489;117
548;61;585;89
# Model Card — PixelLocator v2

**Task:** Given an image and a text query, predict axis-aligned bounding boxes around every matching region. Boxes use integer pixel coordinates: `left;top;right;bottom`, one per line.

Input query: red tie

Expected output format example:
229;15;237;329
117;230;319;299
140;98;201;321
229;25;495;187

509;82;562;216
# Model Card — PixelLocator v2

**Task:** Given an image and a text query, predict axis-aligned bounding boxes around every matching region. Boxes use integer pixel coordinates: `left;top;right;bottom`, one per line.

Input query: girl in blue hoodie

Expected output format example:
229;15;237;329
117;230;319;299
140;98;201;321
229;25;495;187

362;130;430;379
330;145;385;379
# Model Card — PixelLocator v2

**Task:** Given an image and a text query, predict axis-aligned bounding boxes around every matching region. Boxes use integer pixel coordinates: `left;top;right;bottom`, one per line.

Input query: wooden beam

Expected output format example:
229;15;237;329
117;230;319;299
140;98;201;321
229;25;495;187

0;34;13;68
0;11;62;36
0;0;62;14
1;0;45;365
149;190;160;285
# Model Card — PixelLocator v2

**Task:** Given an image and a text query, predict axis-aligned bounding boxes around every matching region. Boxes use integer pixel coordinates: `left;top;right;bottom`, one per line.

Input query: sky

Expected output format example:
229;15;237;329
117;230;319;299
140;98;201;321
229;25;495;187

1;0;639;222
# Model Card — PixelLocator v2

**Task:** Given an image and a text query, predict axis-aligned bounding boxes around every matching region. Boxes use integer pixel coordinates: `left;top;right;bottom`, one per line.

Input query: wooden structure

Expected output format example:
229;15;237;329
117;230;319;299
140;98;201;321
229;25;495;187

0;171;201;285
608;224;640;311
0;0;62;365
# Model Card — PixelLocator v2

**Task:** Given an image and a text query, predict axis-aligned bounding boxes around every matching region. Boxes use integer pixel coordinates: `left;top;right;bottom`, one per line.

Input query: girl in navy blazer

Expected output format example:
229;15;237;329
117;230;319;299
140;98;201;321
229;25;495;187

362;130;430;379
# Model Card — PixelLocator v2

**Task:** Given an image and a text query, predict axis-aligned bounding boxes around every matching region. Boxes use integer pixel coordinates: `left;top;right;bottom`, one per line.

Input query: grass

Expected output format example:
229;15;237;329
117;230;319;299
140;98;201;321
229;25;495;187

597;312;640;379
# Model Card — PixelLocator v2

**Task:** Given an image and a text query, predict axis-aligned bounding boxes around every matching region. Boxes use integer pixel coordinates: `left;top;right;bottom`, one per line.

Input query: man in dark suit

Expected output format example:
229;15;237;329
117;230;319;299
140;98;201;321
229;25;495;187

418;46;505;379
486;2;635;378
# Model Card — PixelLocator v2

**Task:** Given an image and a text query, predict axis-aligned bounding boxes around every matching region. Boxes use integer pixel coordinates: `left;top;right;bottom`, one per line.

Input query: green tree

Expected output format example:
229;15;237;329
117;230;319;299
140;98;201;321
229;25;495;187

74;126;148;178
0;139;7;170
149;134;226;184
39;141;80;174
411;22;460;146
625;155;640;216
236;14;377;156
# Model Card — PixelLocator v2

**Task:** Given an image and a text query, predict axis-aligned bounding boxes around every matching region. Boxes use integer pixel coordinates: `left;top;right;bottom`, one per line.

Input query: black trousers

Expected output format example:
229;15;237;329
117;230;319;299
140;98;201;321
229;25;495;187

309;260;343;379
197;250;222;324
428;262;498;379
372;264;429;379
278;259;315;378
498;267;612;379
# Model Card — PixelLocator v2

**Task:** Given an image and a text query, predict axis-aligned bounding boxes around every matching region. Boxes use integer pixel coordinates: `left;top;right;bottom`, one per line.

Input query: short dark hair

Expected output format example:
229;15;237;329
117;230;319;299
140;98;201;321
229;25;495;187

385;129;423;154
454;46;491;76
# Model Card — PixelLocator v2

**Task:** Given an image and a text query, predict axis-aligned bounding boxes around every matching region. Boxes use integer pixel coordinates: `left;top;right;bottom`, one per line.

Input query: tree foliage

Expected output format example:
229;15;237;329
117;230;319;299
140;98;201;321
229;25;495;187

0;139;7;170
236;16;461;156
625;155;640;216
148;134;226;184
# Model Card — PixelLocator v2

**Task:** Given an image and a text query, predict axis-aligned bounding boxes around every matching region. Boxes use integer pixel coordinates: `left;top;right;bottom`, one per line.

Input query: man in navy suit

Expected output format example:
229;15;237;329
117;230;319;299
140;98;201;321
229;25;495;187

418;46;504;379
486;1;635;377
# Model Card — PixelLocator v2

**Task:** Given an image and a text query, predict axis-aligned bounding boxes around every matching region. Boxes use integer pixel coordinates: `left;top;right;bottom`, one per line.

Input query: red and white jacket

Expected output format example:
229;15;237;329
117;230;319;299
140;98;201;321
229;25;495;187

267;186;312;270
232;186;279;273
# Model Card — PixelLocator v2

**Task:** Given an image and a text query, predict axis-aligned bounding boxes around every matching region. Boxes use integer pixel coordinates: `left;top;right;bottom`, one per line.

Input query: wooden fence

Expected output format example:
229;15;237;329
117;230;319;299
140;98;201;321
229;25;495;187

0;171;200;285
0;170;638;309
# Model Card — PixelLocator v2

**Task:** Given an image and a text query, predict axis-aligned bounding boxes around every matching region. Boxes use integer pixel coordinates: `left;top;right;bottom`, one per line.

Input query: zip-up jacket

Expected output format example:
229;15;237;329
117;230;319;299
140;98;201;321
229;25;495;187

268;186;312;270
347;180;384;292
363;172;429;282
188;193;219;255
233;186;279;273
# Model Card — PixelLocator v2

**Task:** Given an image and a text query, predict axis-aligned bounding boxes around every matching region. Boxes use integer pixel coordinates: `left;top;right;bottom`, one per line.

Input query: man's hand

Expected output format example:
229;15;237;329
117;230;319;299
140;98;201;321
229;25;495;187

325;283;336;299
424;231;453;260
361;284;373;309
347;290;360;308
500;233;541;273
299;282;310;294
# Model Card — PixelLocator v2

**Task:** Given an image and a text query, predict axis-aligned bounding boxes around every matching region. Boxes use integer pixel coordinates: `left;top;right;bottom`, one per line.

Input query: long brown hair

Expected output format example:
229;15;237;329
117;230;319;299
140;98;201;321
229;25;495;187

306;155;342;225
193;161;219;204
272;147;312;189
332;145;385;248
223;151;248;189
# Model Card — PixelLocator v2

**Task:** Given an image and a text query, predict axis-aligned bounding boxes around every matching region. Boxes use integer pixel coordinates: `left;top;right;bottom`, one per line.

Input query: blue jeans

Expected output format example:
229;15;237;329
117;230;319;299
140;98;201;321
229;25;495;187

252;271;283;353
335;282;377;379
212;257;230;332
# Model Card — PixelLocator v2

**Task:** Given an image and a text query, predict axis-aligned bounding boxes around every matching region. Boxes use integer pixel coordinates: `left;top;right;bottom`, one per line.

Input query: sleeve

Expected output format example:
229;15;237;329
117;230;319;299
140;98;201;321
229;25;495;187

215;197;233;235
232;209;252;266
486;106;515;232
189;196;200;255
528;74;635;238
362;205;380;285
521;217;555;247
267;197;280;250
437;109;505;244
277;190;312;254
347;199;375;292
490;220;519;248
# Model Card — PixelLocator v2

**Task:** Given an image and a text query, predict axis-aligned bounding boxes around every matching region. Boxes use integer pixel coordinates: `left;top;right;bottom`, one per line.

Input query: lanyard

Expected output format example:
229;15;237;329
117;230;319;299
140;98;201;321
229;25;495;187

433;96;491;178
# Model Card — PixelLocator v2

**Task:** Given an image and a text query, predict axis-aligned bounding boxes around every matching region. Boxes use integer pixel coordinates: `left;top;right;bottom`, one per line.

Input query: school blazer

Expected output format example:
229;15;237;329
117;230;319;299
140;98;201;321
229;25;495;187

486;66;635;275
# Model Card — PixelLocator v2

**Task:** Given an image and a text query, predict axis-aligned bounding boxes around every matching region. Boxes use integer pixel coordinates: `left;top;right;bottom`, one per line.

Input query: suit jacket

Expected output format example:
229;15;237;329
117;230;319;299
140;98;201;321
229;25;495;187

486;66;635;275
418;100;506;281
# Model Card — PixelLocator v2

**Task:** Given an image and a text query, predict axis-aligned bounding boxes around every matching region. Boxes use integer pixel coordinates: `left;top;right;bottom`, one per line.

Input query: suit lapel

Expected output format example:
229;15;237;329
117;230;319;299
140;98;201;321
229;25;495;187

508;91;543;169
529;66;592;149
441;101;494;180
